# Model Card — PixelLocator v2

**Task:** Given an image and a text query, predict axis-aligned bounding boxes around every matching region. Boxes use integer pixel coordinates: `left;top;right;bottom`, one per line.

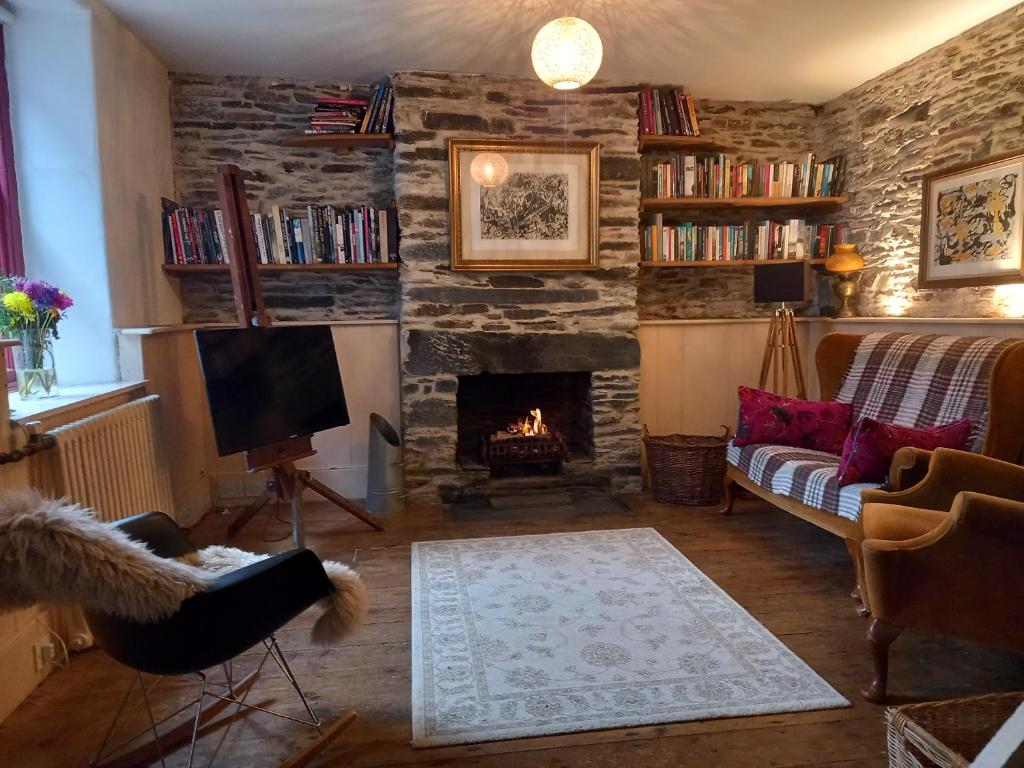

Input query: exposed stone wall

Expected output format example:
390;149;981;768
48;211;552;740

169;73;400;322
815;5;1024;318
392;71;642;501
635;99;821;319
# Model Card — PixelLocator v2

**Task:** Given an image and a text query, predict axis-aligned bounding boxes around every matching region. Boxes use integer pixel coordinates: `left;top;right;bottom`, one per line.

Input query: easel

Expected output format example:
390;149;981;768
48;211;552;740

215;164;384;548
758;303;807;399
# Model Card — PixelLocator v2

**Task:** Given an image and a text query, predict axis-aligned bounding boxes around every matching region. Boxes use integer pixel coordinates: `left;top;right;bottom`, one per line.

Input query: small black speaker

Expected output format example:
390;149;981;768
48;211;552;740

753;261;811;304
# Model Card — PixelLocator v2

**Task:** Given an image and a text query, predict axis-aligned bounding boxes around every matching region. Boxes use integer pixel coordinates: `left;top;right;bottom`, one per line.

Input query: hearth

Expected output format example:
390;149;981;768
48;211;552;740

457;372;593;475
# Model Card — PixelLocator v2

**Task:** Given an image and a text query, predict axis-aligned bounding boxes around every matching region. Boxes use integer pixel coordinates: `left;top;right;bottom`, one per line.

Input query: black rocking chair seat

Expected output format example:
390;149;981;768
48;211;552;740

84;512;334;676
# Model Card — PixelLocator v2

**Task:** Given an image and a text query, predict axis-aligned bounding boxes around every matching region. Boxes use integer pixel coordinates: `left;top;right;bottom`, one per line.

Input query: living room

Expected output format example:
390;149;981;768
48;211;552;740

0;0;1023;766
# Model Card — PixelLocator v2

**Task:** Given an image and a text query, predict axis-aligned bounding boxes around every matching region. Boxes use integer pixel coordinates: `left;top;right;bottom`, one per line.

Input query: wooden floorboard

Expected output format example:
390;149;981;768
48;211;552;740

1;495;1023;767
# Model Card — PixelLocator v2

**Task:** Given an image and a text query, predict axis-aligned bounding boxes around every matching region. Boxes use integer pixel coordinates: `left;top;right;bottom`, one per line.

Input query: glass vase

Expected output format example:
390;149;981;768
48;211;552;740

12;329;59;400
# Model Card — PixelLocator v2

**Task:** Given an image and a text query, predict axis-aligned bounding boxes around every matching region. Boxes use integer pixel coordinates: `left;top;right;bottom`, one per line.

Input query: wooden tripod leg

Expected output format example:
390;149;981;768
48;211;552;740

96;671;260;768
759;311;778;391
227;492;273;538
299;472;385;531
786;310;807;399
278;711;358;768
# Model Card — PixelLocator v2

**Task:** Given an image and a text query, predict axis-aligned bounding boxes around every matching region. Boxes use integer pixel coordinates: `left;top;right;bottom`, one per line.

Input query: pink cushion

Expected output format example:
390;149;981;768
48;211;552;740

836;417;973;487
733;386;853;455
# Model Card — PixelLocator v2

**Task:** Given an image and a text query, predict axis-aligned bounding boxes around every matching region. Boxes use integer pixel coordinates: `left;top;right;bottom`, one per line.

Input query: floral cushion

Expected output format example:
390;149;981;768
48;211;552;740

733;386;852;456
836;417;973;487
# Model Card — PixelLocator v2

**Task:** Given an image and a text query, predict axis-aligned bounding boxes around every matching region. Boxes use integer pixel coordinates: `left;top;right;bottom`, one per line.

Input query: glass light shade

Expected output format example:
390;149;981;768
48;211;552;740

469;152;509;187
825;243;865;273
531;16;603;90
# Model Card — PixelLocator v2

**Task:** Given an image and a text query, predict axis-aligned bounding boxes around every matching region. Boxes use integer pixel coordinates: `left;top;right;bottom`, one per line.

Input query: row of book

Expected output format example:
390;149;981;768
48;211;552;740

642;218;847;263
161;204;399;266
644;153;846;199
304;80;393;135
639;87;700;136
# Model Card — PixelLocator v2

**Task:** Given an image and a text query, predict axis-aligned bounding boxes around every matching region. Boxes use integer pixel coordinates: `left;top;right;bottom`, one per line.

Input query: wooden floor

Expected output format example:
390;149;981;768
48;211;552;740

2;494;1023;767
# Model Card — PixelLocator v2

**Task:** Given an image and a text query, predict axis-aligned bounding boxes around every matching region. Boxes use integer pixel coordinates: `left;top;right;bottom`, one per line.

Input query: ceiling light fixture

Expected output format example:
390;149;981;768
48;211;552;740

469;152;510;188
531;16;603;90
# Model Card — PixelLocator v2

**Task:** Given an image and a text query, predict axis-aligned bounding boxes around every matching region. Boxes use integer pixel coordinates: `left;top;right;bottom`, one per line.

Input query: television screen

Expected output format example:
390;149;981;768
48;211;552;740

195;325;350;456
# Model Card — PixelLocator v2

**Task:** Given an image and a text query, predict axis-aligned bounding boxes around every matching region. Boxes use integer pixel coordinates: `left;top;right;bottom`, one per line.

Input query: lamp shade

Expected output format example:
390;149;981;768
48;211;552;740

469;152;509;188
825;243;865;273
531;16;603;90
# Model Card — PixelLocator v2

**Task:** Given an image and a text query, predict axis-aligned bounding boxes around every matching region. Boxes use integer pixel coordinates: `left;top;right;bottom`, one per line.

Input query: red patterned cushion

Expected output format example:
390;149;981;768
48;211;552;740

733;386;853;455
836;417;973;487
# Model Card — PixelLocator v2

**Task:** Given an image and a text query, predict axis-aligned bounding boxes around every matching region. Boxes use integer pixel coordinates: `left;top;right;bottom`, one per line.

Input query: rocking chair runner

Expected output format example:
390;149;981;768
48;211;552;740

85;512;356;768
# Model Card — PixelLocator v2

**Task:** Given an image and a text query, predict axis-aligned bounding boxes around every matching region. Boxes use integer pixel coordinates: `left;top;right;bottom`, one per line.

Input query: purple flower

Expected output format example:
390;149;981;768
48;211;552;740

12;277;73;312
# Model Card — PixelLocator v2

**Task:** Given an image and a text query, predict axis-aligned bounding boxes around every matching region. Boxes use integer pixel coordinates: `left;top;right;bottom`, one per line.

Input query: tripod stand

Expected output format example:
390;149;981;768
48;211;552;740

758;304;807;399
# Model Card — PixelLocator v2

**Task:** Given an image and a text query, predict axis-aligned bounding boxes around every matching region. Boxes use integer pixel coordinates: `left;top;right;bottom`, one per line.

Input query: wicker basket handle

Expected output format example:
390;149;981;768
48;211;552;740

720;425;731;441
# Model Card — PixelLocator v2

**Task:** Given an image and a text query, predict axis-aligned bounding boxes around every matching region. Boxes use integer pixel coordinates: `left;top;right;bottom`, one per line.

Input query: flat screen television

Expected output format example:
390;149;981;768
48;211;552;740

195;325;350;457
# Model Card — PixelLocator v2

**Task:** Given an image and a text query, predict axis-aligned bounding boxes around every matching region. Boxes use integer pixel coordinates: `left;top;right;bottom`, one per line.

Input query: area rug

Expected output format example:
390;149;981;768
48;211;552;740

411;528;848;746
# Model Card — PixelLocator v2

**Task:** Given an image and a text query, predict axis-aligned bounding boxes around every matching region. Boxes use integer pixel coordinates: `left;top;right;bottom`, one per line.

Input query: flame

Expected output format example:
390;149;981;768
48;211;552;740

509;408;548;437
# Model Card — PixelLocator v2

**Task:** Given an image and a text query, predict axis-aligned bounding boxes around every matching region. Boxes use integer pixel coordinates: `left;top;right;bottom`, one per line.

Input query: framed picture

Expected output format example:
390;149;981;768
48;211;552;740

448;139;599;271
919;151;1024;288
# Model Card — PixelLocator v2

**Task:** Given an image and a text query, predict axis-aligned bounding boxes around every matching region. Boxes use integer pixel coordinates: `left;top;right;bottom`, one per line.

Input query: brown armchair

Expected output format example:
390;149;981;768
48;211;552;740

858;449;1024;702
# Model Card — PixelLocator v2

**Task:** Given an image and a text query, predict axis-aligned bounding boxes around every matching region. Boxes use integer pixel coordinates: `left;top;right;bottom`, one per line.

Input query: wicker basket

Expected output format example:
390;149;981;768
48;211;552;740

643;425;729;506
887;692;1024;768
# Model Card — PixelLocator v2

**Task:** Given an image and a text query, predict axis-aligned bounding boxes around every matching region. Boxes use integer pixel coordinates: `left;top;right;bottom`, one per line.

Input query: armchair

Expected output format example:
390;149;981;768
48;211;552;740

858;450;1024;703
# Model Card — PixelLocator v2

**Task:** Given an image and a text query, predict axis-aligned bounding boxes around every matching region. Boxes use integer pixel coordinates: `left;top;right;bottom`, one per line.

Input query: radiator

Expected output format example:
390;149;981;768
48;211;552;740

39;394;174;650
49;394;174;523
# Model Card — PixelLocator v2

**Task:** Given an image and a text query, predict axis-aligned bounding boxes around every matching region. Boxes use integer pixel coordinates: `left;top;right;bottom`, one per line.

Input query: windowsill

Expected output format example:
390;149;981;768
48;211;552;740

9;381;148;425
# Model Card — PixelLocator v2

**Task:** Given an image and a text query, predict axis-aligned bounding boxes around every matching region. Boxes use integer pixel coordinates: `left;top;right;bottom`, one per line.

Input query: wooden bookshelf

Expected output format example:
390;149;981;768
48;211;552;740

640;258;827;269
282;133;395;154
163;262;399;276
638;135;726;153
640;196;847;214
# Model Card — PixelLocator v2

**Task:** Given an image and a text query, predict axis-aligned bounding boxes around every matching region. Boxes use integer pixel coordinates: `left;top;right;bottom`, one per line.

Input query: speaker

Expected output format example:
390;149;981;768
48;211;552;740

753;261;811;304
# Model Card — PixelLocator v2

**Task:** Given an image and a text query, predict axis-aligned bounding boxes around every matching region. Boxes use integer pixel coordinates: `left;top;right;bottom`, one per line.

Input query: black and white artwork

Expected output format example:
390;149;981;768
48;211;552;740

449;139;599;270
479;172;570;241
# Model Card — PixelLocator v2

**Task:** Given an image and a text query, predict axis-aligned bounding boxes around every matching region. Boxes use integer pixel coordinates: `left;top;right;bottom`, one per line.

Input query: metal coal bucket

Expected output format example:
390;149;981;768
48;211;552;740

366;413;403;514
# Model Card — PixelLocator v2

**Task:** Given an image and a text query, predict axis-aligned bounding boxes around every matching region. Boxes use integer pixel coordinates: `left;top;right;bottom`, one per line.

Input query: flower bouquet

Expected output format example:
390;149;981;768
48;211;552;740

0;276;73;399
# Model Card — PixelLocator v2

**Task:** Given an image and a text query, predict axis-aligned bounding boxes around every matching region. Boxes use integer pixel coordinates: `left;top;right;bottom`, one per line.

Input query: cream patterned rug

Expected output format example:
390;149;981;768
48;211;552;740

411;528;848;746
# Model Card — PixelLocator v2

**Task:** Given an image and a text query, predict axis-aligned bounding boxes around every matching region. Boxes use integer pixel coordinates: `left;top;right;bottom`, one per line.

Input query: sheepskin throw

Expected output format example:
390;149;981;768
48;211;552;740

181;546;367;645
0;490;366;645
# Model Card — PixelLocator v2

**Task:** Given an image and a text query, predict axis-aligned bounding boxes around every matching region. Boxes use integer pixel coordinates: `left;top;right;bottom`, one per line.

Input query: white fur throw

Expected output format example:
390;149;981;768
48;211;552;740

0;489;212;623
0;490;367;645
181;546;368;645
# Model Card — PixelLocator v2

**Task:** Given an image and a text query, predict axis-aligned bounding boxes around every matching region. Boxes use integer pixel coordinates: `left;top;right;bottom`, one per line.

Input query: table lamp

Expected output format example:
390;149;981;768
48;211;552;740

826;243;865;318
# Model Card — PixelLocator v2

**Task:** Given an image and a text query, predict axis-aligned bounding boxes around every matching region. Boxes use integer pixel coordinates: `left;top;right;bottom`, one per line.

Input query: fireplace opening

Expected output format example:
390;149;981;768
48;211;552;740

456;371;594;475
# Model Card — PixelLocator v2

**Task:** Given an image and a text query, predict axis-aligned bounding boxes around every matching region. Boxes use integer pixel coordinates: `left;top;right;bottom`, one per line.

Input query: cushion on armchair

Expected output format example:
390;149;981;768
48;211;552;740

836;417;972;487
734;386;852;455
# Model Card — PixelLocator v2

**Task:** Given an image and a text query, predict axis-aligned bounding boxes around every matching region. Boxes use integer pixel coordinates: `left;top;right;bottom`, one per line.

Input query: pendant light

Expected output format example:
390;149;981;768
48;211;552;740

470;152;509;188
531;16;603;90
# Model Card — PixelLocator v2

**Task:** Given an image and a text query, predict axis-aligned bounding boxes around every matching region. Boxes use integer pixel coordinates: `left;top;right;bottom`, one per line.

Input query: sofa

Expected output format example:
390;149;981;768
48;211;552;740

724;331;1024;592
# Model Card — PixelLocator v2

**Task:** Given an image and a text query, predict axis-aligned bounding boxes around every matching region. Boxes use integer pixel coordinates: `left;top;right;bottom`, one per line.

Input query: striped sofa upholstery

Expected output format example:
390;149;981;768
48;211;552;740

727;333;1017;523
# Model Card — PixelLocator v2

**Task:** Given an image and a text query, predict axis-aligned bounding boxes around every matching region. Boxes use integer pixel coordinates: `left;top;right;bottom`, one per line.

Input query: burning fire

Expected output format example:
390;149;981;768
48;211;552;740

509;408;548;437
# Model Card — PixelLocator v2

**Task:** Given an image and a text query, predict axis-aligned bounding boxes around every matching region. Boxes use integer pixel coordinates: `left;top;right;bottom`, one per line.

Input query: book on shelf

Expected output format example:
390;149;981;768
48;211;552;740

161;202;400;266
642;219;847;263
643;152;846;198
639;87;700;136
303;80;393;136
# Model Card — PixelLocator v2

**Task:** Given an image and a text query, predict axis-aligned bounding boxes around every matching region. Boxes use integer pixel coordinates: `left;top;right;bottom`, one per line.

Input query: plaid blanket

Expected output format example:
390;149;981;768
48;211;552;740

834;333;1015;451
728;442;876;522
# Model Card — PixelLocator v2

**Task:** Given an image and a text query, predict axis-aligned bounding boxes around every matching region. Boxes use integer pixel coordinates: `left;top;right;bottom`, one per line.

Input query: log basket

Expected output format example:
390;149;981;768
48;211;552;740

643;425;729;506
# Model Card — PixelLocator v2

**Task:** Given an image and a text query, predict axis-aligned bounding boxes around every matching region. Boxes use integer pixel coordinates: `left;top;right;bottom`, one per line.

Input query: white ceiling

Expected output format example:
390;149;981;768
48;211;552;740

98;0;1020;103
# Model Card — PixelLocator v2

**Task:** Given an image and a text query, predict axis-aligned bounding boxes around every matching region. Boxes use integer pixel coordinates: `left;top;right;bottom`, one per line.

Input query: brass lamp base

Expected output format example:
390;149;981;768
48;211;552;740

831;272;861;318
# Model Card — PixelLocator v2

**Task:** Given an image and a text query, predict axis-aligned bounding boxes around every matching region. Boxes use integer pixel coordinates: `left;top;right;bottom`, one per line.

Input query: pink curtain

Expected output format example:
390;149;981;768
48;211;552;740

0;27;23;276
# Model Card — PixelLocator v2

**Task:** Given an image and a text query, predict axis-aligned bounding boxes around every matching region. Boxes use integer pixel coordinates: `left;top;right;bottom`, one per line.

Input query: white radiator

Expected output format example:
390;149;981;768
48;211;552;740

40;395;174;650
49;395;174;523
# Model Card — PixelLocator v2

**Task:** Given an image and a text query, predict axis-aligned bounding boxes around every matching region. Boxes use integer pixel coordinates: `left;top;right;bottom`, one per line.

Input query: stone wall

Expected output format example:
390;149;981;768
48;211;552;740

815;5;1024;318
637;99;822;319
169;73;400;322
392;71;642;502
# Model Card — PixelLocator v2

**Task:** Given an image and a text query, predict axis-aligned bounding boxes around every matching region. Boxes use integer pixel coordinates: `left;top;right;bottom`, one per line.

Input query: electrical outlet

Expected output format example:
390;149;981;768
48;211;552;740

33;640;56;673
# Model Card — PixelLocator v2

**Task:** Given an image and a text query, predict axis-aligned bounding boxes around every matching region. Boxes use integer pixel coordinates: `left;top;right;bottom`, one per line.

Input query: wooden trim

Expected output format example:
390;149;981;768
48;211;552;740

282;133;394;154
918;150;1024;289
640;196;846;213
640;258;827;269
162;263;399;276
637;135;726;153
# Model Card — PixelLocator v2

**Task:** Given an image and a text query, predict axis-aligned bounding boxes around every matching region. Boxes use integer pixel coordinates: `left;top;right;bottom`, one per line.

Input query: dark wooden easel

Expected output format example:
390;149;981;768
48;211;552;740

215;164;383;547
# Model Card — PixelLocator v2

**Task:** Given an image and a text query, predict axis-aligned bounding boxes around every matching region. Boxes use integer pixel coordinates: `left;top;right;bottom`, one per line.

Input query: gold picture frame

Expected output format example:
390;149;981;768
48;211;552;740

448;138;600;271
919;151;1024;289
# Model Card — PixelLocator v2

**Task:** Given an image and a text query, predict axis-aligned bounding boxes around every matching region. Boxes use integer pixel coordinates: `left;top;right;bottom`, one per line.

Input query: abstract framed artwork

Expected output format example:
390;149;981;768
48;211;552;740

448;139;600;271
919;151;1024;288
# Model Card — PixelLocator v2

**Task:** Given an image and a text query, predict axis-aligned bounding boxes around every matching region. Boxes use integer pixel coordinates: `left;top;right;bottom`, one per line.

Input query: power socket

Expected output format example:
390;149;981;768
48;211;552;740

33;640;56;673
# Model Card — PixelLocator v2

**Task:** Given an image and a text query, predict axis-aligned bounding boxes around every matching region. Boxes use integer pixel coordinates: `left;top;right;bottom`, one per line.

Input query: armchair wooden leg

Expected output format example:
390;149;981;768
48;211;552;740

861;618;903;703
